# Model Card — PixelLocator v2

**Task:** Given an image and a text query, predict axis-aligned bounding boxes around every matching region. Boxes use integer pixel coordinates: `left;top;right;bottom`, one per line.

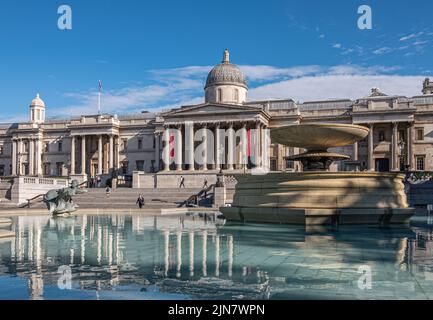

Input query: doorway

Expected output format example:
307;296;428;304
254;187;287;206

375;158;390;172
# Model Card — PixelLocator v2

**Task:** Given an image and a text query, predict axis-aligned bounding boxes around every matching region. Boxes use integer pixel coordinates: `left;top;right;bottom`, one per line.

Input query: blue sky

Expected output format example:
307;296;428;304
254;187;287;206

0;0;432;122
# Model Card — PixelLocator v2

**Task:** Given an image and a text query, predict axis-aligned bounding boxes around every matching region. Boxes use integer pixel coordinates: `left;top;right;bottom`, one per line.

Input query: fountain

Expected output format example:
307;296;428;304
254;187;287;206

221;123;414;226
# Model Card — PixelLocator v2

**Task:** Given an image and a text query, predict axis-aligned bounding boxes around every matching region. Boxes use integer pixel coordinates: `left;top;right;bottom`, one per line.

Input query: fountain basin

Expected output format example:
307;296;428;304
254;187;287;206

271;123;369;150
221;172;414;225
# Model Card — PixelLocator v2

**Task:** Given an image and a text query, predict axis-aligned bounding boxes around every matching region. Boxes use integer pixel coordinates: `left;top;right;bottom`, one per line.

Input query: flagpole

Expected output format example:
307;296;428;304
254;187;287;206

98;80;101;114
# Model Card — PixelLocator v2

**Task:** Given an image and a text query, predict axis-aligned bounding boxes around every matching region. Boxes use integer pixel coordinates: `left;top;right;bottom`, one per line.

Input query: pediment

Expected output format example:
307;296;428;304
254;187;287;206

164;103;262;116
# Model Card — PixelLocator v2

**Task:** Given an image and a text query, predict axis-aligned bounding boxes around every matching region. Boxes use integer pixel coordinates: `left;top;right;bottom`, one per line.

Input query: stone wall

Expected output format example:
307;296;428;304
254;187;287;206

10;176;69;205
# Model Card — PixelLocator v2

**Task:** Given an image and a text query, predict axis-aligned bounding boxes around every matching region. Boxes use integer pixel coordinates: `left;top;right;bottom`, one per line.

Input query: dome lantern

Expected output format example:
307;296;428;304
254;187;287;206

29;93;46;124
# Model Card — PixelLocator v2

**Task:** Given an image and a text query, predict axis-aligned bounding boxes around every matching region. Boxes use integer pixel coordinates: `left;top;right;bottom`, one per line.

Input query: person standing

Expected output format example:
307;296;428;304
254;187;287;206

179;176;185;188
106;186;111;197
136;194;145;209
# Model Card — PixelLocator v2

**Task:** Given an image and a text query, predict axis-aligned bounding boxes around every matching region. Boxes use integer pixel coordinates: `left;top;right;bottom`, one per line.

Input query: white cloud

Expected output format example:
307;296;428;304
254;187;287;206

37;64;425;121
333;43;342;49
373;47;393;55
400;32;423;42
249;75;425;102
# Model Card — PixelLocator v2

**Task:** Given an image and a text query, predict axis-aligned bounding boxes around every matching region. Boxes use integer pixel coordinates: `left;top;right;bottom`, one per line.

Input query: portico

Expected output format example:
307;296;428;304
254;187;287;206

69;115;120;182
161;103;269;172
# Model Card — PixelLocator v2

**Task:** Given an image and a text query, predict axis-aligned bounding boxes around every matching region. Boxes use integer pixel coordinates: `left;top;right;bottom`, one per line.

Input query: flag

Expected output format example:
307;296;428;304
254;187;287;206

98;80;102;92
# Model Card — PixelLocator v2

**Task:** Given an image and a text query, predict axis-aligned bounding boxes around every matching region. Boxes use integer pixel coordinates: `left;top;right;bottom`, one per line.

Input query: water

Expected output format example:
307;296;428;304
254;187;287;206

0;213;432;300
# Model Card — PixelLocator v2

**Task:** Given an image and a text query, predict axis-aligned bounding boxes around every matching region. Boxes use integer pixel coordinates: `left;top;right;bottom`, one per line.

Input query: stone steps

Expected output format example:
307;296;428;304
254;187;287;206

23;187;214;210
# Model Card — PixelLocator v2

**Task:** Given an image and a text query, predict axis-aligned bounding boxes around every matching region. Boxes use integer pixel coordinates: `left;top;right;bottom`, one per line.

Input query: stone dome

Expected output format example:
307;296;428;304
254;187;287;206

205;50;247;89
30;94;45;108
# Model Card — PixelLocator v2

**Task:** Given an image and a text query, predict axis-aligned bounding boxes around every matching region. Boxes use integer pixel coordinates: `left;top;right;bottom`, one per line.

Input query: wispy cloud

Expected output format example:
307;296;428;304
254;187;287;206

39;63;425;121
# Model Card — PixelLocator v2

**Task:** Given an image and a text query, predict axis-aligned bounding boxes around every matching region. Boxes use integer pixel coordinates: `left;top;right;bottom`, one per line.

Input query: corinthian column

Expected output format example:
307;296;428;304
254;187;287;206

215;123;221;170
163;127;170;171
175;125;183;171
70;136;76;175
11;139;17;176
81;136;86;175
109;135;114;172
185;122;195;171
202;124;208;171
227;123;234;170
154;133;160;172
29;139;34;176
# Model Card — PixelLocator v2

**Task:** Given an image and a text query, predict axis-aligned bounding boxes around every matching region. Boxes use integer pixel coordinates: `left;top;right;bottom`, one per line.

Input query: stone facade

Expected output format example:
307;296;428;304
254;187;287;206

1;51;433;186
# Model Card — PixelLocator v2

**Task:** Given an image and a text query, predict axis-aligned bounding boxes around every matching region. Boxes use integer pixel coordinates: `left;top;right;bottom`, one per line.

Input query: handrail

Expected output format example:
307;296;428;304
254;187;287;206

22;194;45;208
182;184;216;207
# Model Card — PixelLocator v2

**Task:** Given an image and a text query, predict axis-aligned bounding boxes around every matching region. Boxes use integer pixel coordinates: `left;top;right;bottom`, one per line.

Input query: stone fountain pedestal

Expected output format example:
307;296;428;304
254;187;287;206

221;124;414;226
221;172;414;225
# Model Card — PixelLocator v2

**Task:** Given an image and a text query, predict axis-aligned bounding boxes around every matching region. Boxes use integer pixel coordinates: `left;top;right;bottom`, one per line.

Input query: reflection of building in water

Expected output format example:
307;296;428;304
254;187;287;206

3;214;433;299
0;214;236;299
408;227;433;275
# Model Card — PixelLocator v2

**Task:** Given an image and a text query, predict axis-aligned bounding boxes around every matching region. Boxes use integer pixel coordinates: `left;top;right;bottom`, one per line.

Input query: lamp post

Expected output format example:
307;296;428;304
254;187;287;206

398;139;405;172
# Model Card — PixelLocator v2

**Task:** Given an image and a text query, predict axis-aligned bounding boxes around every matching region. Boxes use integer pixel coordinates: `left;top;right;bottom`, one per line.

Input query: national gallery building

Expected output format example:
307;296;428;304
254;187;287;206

1;50;433;187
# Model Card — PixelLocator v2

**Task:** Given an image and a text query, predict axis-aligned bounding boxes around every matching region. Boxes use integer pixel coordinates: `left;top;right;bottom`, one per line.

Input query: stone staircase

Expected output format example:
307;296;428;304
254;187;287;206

23;187;214;210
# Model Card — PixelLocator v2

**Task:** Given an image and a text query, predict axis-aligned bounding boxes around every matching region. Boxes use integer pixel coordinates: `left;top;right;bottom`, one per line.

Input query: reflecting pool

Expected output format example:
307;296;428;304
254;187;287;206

0;213;432;300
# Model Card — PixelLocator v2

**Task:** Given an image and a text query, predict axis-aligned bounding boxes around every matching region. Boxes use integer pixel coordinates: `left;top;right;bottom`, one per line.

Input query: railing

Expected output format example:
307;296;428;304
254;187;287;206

23;194;45;208
181;184;215;208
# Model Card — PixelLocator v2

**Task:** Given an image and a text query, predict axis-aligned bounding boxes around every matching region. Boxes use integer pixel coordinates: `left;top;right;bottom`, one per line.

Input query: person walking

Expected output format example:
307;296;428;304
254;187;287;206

203;177;208;189
106;186;111;197
136;194;145;209
179;176;185;188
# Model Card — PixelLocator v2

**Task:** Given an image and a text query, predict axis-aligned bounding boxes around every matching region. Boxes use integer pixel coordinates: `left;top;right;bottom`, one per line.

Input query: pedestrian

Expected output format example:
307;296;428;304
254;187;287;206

106;186;111;197
97;176;101;188
136;194;145;209
179;175;185;188
203;177;208;189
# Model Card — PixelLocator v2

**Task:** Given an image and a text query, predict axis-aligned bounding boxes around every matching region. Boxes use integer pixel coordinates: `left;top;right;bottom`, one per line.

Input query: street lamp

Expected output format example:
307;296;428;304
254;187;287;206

398;139;406;172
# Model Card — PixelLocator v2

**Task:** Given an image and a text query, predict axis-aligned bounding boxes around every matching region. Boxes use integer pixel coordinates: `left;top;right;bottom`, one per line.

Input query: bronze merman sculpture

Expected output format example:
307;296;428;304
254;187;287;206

44;180;87;215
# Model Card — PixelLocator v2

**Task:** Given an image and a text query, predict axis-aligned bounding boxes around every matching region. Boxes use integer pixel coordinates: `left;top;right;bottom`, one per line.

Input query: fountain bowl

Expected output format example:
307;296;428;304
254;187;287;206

271;123;369;150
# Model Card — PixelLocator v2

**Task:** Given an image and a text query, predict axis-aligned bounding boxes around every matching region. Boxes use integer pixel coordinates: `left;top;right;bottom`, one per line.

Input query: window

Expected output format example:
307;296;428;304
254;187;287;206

56;162;63;176
58;141;63;152
136;160;144;171
0;145;3;155
121;161;128;175
122;139;128;150
24;141;29;153
43;163;51;176
153;136;156;149
416;128;424;141
23;163;29;176
0;165;4;176
270;159;277;171
217;88;223;102
379;131;386;142
44;142;49;152
285;159;295;170
138;138;143;150
234;88;239;102
416;156;425;171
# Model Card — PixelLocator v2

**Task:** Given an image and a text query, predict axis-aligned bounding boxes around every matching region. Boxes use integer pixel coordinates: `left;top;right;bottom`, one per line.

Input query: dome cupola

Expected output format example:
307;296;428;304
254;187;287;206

29;93;46;124
204;50;248;105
